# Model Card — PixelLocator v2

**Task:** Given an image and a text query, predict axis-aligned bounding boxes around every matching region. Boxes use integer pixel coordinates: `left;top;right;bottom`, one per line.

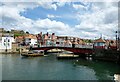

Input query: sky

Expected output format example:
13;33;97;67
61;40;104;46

0;0;119;39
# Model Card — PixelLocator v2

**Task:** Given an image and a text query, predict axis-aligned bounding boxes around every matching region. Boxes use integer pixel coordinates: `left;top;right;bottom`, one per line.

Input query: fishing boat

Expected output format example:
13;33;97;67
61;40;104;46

21;50;44;57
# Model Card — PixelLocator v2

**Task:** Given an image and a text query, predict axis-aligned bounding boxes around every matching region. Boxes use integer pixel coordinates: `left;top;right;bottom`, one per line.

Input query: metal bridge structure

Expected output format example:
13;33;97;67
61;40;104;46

32;44;94;55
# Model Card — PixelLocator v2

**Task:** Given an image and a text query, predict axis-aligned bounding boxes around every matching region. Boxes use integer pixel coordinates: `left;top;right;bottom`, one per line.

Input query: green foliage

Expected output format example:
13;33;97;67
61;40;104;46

3;30;26;38
14;33;24;37
16;48;20;51
26;31;29;34
83;39;93;43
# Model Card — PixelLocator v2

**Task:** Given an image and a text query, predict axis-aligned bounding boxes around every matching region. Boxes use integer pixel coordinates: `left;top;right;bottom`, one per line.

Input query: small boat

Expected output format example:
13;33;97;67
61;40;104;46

56;52;79;59
21;50;44;57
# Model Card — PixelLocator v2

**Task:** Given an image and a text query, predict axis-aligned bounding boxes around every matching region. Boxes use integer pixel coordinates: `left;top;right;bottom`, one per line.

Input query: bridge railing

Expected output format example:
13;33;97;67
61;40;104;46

40;44;93;49
75;44;93;49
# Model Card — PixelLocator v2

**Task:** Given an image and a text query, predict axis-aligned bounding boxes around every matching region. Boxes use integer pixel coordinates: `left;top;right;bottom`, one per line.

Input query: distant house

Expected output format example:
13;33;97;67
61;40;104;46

36;32;43;46
0;33;14;52
94;38;106;49
105;40;116;49
56;36;75;47
64;40;72;47
0;28;4;33
94;38;117;49
24;34;37;47
56;36;65;46
15;36;24;45
37;32;57;47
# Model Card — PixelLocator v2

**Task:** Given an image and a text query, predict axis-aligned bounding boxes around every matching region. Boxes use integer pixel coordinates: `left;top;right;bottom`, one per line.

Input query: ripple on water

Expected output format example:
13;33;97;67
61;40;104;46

2;54;120;80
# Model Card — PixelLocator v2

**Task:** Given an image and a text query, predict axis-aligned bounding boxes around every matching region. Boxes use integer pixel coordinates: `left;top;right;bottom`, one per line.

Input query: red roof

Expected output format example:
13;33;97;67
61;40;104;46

94;38;106;43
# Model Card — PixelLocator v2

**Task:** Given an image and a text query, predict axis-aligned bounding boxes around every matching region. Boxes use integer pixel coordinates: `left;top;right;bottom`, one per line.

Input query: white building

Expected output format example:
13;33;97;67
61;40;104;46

0;33;14;52
56;38;65;47
25;38;37;47
24;34;37;47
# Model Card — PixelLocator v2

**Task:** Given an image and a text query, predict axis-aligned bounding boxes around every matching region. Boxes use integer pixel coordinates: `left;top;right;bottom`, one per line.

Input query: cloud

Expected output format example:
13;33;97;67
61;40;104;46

33;18;75;35
37;1;57;10
1;1;119;40
47;14;61;18
1;3;36;32
0;2;74;35
47;14;55;18
73;4;87;10
75;2;118;39
72;2;91;11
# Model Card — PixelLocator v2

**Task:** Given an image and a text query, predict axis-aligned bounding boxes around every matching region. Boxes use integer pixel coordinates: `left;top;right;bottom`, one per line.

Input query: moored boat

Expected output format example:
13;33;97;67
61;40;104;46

21;50;44;57
56;52;79;59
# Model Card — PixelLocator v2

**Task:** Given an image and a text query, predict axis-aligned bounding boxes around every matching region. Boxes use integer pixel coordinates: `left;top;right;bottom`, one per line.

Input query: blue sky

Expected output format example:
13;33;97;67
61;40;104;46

20;2;82;26
0;1;118;39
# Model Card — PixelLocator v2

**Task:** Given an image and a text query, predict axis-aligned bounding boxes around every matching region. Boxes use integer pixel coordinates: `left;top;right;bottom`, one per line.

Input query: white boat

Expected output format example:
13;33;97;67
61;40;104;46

56;52;79;59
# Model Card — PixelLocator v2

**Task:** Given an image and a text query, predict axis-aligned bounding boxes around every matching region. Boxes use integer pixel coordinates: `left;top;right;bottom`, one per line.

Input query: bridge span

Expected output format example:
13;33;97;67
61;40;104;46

32;44;94;55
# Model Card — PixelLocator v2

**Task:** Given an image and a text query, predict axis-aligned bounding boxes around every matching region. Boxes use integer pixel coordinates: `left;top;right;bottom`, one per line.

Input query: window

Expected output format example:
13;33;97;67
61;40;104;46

4;43;6;46
8;43;9;46
56;42;59;44
4;39;6;42
8;39;10;42
97;43;100;46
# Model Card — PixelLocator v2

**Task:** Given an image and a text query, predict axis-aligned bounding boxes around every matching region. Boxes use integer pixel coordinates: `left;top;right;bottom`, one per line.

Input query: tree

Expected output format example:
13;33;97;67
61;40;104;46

26;31;29;34
20;30;24;34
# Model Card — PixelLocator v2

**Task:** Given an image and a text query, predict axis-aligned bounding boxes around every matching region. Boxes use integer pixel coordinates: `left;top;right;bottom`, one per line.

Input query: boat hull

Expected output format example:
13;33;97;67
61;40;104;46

21;54;44;57
56;54;79;59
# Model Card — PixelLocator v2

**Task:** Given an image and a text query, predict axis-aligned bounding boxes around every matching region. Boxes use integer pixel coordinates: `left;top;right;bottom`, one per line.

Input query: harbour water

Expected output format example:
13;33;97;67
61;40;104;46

1;54;120;80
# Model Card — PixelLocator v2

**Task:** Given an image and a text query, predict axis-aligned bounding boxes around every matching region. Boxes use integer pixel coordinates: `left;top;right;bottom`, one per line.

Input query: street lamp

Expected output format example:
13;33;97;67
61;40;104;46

118;31;120;51
118;37;120;51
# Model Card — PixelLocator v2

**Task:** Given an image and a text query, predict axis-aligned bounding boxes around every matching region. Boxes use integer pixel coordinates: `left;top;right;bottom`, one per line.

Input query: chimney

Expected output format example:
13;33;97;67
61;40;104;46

40;32;42;35
52;33;55;35
46;32;49;36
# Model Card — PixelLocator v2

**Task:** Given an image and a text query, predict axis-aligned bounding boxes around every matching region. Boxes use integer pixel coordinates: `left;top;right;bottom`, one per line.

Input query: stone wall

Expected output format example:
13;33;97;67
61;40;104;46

0;43;29;54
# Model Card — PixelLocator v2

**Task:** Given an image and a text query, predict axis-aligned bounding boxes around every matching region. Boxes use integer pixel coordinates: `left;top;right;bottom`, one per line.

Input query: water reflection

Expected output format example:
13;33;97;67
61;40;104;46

0;55;2;81
86;57;92;61
75;58;120;80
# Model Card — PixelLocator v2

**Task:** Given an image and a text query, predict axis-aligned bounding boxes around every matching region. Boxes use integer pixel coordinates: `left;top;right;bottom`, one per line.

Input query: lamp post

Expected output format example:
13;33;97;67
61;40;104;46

118;31;120;51
118;37;120;51
116;31;118;50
